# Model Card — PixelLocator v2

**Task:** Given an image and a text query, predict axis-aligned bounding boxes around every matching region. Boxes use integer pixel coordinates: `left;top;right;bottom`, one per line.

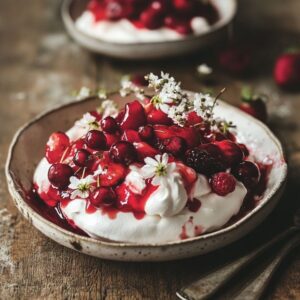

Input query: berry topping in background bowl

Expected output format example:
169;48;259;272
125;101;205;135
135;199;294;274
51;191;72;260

31;71;276;245
75;0;219;43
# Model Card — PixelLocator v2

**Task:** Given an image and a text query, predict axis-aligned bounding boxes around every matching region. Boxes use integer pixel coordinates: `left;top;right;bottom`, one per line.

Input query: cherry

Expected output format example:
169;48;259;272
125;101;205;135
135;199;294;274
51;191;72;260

45;132;70;164
48;163;74;190
109;141;137;165
85;130;107;150
140;7;163;29
101;116;119;134
73;149;92;167
159;136;187;157
120;100;147;130
138;125;154;141
232;161;261;189
90;187;116;208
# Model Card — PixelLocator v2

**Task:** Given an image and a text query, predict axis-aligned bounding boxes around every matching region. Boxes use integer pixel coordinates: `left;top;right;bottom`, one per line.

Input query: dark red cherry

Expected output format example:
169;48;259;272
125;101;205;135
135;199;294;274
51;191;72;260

138;125;154;141
85;130;107;150
101;116;119;134
90;187;116;208
140;7;163;29
48;163;74;190
73;149;92;167
109;141;136;165
232;161;261;189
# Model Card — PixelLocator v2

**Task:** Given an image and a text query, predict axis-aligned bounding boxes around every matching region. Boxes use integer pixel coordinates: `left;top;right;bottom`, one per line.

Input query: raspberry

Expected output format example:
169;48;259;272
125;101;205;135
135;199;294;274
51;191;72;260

210;172;236;196
185;144;226;175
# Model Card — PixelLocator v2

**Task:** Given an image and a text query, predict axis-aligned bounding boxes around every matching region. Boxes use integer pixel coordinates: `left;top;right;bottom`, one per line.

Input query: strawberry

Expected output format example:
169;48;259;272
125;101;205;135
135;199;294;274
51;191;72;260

158;136;187;157
45;132;70;164
214;140;244;167
121;129;142;143
171;125;200;147
147;108;173;125
274;51;300;90
98;161;127;187
133;142;160;161
120;100;147;130
176;162;197;191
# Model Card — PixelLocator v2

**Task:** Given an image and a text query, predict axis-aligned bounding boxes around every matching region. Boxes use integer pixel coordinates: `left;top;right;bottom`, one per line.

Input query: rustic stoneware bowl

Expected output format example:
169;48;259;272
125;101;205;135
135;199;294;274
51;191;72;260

61;0;237;59
6;93;287;262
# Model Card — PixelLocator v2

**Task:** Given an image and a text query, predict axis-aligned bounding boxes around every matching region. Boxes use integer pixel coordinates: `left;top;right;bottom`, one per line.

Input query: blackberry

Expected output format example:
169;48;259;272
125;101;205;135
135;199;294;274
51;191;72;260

185;144;226;175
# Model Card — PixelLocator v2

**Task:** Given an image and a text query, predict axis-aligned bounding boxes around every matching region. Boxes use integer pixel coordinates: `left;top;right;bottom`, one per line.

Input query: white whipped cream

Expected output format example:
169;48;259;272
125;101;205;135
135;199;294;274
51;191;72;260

34;157;247;244
75;11;210;44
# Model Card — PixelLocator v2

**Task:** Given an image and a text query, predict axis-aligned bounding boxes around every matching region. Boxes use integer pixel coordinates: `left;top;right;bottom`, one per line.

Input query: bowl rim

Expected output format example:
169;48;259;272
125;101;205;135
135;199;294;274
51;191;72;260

61;0;237;47
6;93;288;249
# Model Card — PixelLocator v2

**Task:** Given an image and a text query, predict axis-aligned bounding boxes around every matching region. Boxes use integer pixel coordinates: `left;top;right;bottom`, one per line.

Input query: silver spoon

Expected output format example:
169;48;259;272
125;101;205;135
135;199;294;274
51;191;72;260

177;208;300;300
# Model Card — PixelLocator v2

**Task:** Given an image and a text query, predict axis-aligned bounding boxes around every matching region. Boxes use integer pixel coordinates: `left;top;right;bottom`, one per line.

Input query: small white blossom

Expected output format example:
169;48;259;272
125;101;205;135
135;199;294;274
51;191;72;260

197;63;213;75
76;86;91;100
93;165;104;177
98;99;119;118
140;153;176;186
97;89;107;99
69;175;96;199
193;93;212;117
76;112;99;130
120;79;145;100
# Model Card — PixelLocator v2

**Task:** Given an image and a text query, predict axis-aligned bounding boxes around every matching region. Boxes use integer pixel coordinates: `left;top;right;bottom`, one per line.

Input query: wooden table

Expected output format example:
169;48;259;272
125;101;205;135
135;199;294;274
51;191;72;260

1;1;300;299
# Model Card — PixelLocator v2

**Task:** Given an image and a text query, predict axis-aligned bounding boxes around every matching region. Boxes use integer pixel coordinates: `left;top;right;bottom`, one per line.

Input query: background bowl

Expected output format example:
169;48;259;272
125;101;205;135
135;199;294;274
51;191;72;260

61;0;237;59
6;93;287;261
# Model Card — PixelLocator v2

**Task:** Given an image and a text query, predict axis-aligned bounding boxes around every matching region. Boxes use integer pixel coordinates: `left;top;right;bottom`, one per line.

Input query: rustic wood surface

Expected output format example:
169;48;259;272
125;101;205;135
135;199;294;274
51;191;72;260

1;0;300;299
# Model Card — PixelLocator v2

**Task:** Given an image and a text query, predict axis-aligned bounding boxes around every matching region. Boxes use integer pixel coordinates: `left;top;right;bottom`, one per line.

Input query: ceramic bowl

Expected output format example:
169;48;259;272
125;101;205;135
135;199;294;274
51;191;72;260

6;93;287;261
61;0;237;59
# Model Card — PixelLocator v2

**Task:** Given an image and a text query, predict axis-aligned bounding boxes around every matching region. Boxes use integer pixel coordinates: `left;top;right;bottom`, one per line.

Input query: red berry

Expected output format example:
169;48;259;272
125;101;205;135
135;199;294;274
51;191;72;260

173;0;193;12
85;130;107;150
147;108;173;125
138;125;154;141
98;161;127;186
218;46;251;75
104;132;120;147
238;144;250;158
232;161;261;189
120;100;147;130
45;132;70;164
186;111;203;126
159;136;187;157
109;141;137;165
73;149;92;167
48;163;73;190
185;144;226;176
101;116;119;134
239;98;267;123
121;129;141;143
274;53;300;90
134;142;160;161
131;74;148;86
140;7;163;29
90;187;116;208
214;140;244;167
210;172;236;196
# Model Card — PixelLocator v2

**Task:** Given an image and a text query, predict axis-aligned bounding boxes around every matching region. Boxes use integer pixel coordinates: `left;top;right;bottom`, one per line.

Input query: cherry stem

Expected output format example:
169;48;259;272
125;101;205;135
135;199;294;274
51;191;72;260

81;167;86;179
210;87;226;114
74;167;82;175
60;147;69;163
97;175;100;188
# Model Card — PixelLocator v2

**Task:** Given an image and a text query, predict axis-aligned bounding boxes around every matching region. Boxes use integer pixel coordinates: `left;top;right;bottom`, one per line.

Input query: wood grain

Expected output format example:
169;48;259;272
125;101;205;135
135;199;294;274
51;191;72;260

0;0;300;299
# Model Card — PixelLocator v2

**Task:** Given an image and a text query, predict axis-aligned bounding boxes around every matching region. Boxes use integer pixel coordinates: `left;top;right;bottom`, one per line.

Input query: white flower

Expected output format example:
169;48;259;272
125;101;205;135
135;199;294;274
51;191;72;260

76;112;99;130
197;64;213;75
120;79;145;100
69;175;96;199
93;165;104;177
193;93;212;117
76;86;91;100
141;153;176;186
98;99;119;118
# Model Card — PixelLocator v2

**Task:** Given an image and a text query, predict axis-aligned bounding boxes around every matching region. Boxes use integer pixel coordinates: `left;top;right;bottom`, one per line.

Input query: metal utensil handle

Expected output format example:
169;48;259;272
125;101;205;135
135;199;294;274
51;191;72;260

234;234;300;300
177;227;298;300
